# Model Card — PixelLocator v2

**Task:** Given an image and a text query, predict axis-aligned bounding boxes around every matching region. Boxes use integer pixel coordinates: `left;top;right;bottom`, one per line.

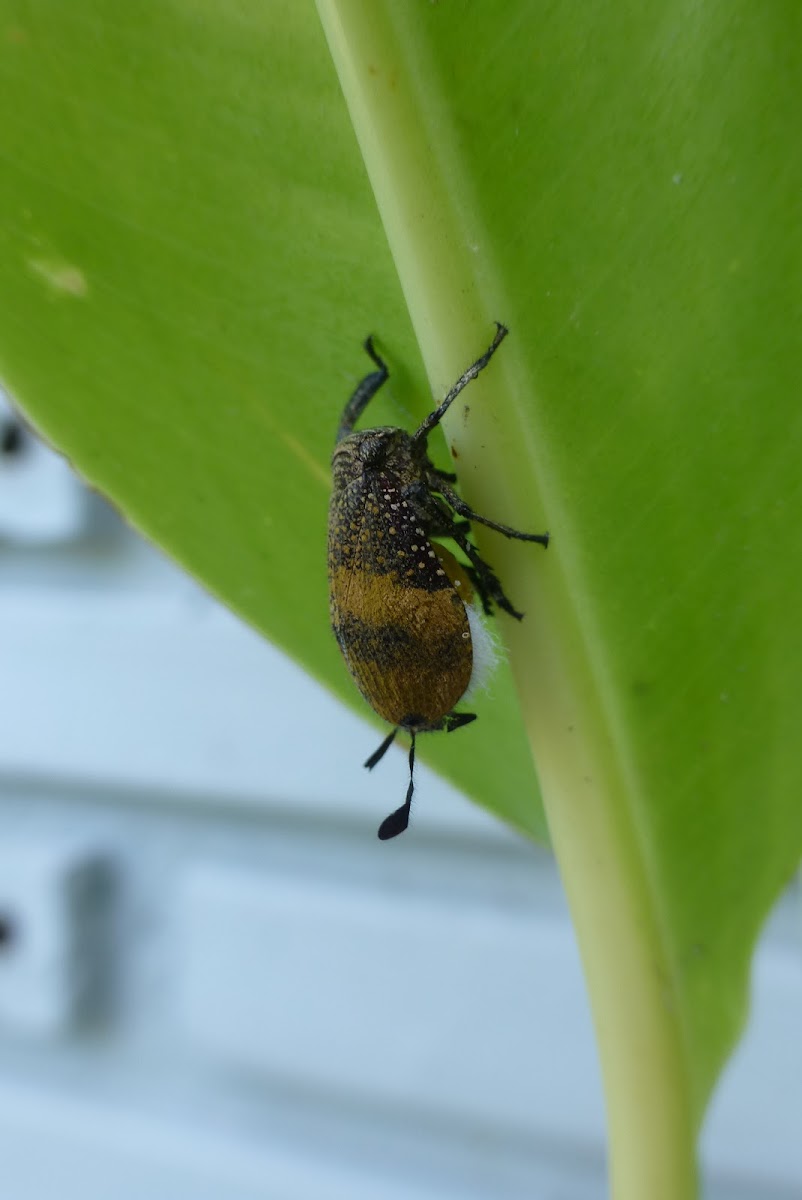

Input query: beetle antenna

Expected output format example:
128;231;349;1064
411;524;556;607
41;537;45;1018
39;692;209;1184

364;727;398;770
412;322;508;444
378;733;415;840
337;336;389;443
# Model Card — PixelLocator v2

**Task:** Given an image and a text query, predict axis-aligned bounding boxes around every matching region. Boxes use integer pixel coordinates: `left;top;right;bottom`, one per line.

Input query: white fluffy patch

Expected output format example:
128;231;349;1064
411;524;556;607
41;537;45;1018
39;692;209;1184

463;600;501;698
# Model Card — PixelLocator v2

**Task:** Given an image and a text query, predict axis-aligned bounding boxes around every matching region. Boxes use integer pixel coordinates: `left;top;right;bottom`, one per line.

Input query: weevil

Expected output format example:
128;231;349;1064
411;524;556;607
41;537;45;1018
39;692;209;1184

328;323;549;840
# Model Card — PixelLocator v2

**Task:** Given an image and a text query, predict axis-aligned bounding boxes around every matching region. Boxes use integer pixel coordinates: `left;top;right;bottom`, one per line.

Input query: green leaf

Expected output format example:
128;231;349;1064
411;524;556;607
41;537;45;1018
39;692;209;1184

2;2;800;1197
0;0;544;840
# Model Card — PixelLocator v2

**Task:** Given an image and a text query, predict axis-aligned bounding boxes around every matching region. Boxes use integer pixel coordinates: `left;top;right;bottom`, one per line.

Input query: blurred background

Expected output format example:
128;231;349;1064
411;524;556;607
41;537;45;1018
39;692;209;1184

0;387;799;1200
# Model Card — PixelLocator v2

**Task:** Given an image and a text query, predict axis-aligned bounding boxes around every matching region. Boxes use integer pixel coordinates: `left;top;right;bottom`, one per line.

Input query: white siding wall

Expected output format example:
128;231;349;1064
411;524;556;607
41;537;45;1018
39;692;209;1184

0;407;799;1199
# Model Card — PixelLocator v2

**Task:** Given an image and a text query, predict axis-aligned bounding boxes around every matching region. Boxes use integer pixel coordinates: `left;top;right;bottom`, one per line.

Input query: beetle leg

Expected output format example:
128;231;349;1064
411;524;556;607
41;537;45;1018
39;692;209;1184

461;563;494;615
400;479;452;529
400;481;526;618
452;530;527;620
427;476;549;548
364;727;398;770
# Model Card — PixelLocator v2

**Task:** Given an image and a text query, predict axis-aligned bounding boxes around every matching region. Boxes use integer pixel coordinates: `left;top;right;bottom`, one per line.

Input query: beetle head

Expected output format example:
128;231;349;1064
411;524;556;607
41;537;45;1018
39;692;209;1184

332;427;411;487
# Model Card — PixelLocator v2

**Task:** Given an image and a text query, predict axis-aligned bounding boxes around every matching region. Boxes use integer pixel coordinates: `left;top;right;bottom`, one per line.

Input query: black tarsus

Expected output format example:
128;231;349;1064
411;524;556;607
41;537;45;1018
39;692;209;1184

445;712;476;733
378;734;416;841
412;322;508;445
337;336;390;443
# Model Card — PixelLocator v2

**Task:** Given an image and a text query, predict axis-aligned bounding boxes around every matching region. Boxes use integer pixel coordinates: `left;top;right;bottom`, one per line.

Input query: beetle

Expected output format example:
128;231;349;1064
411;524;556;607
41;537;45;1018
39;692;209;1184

328;322;549;839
